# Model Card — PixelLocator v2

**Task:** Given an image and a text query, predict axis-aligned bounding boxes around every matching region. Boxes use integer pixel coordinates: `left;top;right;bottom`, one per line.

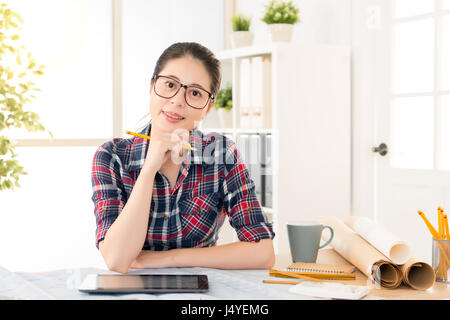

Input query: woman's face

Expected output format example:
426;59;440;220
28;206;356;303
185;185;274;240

150;56;214;133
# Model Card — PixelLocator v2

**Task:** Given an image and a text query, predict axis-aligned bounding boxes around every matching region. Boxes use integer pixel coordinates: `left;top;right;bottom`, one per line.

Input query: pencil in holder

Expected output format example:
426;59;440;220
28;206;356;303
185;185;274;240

432;238;450;283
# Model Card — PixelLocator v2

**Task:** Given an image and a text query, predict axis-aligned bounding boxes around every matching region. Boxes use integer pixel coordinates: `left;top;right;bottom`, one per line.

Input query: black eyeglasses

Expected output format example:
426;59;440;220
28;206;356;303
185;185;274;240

152;75;214;109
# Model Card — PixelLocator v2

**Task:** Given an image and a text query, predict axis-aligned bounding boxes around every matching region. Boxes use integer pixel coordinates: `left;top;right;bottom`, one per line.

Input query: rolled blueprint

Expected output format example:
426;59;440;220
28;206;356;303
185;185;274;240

400;257;435;290
344;216;411;264
319;216;402;288
343;216;435;289
320;216;435;290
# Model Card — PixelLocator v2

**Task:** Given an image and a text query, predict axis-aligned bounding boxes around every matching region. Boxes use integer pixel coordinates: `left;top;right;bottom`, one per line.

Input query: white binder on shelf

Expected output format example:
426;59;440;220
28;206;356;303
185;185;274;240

239;58;252;129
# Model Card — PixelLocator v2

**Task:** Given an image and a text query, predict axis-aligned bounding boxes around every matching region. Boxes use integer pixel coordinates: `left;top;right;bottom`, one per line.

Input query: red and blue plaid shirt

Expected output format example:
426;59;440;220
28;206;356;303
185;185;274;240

91;122;275;251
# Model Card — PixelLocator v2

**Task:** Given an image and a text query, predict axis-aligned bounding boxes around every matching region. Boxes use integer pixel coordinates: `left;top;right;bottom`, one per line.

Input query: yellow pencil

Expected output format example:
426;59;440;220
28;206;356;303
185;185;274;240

440;208;447;239
418;211;441;239
438;208;444;239
125;131;195;151
444;215;449;240
263;280;300;285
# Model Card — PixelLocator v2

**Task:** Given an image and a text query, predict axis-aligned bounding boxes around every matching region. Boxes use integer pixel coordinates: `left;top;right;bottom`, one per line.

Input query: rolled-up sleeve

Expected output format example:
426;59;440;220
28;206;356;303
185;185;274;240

222;139;275;242
91;142;126;249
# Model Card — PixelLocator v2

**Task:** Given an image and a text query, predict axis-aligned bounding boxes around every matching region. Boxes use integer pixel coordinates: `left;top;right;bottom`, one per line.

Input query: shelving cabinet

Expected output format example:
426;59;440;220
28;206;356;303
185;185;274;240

201;43;351;255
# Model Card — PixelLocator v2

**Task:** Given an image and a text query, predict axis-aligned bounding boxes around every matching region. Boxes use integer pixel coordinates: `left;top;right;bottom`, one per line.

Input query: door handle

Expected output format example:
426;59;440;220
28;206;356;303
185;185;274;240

372;143;388;156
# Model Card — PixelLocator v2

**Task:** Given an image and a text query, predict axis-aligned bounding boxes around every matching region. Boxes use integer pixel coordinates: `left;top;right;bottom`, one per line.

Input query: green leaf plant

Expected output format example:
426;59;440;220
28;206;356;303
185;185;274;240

261;0;300;25
214;84;232;111
232;14;251;32
0;3;51;191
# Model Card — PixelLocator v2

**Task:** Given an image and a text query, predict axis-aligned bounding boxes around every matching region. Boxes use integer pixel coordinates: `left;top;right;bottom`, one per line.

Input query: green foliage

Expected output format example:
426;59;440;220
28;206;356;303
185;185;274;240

261;0;300;25
232;14;251;32
214;84;232;111
0;3;51;191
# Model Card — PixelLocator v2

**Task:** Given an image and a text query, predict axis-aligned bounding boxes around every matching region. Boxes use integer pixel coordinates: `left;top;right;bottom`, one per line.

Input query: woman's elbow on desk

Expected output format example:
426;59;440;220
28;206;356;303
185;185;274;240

99;241;133;274
258;239;276;269
228;238;275;269
103;255;131;274
106;263;129;274
264;251;276;269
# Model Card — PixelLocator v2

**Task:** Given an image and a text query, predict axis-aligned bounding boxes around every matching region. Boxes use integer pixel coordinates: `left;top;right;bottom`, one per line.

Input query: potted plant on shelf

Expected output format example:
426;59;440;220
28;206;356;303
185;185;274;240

230;14;253;48
261;0;300;42
0;3;50;191
214;84;233;128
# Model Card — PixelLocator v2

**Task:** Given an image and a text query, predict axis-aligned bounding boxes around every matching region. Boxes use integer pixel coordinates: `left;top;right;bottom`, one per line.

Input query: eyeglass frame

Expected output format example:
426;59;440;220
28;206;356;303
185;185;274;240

151;75;215;109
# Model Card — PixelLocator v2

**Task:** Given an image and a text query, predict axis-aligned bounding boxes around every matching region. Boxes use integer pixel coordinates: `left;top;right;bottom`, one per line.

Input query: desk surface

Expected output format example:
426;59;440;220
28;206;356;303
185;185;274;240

1;251;448;300
1;265;302;300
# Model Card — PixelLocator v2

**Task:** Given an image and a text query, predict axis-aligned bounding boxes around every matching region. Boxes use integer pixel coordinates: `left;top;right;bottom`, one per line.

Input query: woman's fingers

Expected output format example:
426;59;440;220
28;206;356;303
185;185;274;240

145;129;190;169
169;139;185;164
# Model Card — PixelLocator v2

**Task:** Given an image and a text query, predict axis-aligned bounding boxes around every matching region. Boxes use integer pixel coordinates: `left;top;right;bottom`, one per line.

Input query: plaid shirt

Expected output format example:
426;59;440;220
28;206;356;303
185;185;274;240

91;122;275;251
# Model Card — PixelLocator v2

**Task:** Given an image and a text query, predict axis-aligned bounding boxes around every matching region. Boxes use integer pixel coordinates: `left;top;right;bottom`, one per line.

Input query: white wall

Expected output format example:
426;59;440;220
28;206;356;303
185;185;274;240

235;0;351;46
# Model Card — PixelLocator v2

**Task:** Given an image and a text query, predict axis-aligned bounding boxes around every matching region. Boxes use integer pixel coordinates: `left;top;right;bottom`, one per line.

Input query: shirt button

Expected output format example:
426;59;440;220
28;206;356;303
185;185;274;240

161;241;167;246
164;213;169;220
198;207;204;213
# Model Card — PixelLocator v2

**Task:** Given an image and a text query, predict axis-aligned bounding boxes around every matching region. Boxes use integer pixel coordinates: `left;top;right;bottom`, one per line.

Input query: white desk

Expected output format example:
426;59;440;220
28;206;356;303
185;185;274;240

1;252;449;300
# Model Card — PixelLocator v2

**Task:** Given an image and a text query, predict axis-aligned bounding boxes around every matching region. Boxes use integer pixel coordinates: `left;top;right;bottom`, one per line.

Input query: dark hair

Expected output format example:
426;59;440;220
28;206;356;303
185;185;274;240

151;42;222;100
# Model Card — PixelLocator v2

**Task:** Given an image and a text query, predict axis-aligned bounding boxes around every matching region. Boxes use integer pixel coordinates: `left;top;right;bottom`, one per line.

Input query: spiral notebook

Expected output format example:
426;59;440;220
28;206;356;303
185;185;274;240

287;262;355;274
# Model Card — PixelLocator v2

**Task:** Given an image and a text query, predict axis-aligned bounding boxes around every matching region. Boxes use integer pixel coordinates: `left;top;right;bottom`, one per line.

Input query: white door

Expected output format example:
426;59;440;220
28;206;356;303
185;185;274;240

352;0;450;263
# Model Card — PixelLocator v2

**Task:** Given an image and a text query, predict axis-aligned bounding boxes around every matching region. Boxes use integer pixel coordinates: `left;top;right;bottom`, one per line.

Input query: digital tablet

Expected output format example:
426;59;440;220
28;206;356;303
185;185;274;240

78;274;209;294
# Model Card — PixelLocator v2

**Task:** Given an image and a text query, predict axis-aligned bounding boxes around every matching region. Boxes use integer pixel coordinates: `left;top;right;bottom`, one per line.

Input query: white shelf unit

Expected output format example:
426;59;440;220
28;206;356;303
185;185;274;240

202;43;351;254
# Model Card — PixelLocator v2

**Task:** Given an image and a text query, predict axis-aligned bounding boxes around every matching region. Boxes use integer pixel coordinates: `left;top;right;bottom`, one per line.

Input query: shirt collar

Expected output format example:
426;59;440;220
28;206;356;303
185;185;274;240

127;121;214;172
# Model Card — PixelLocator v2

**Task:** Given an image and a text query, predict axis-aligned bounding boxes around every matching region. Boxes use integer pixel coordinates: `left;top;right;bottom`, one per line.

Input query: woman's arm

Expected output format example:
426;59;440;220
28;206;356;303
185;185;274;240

130;239;275;270
99;130;186;274
99;166;157;274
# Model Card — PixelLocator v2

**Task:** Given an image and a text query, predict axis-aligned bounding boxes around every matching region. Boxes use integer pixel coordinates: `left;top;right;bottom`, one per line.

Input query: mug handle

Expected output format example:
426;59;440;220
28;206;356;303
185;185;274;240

319;225;334;249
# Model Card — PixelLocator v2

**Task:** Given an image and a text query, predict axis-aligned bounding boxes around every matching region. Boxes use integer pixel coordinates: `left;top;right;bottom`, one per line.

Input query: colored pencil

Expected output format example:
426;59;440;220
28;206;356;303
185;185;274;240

126;131;195;151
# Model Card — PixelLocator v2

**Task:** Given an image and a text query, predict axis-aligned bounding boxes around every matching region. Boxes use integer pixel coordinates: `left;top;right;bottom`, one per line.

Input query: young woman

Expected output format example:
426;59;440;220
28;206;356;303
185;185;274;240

91;42;275;274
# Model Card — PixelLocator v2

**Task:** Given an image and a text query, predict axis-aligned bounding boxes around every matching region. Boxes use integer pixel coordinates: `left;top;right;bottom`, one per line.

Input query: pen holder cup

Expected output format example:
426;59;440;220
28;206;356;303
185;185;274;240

432;238;450;283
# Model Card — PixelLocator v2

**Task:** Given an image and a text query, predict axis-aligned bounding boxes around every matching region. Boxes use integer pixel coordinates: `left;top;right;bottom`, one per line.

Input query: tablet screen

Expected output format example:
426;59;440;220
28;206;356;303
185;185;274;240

79;274;209;293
